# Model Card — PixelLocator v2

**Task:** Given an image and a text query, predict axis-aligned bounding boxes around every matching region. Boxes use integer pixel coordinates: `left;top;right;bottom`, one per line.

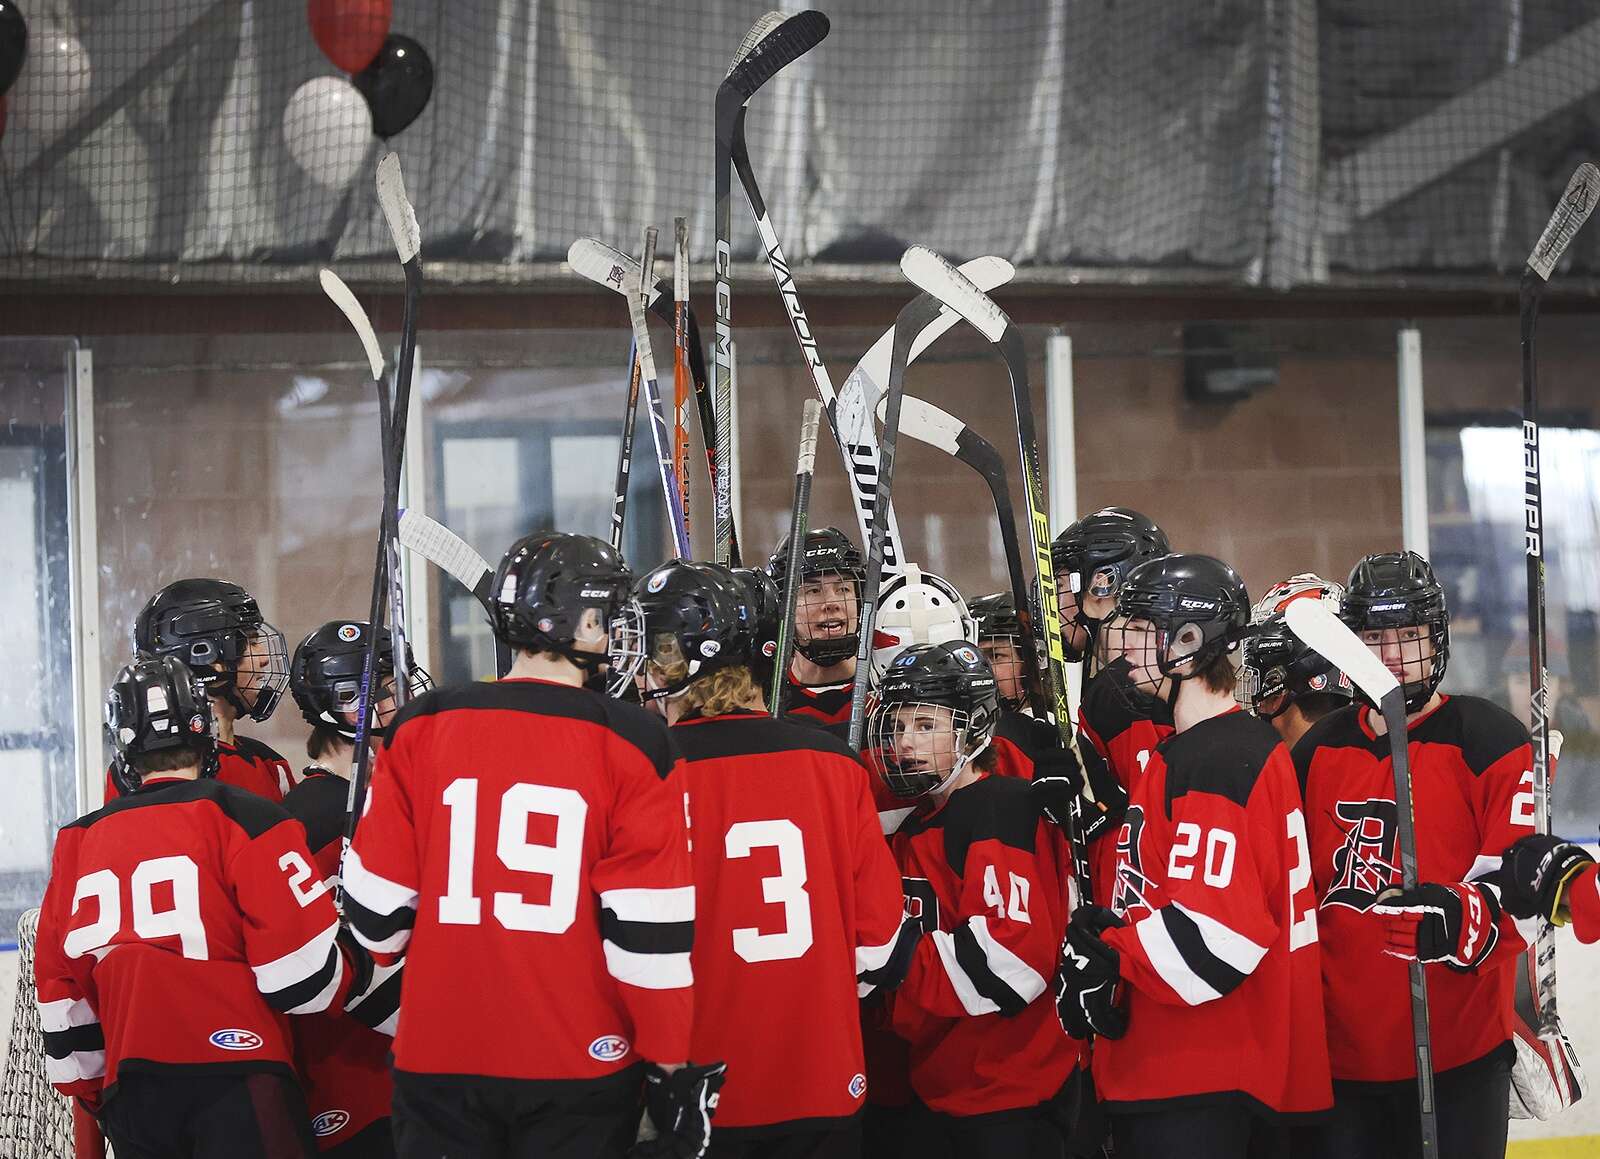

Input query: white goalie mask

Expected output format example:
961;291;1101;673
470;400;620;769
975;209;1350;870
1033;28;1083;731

869;565;978;686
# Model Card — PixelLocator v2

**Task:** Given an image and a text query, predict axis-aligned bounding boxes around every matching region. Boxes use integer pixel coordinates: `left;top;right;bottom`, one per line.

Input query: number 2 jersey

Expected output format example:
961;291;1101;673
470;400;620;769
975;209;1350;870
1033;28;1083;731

1095;708;1331;1117
671;710;920;1132
1292;695;1536;1083
888;771;1083;1118
34;776;353;1099
343;678;694;1081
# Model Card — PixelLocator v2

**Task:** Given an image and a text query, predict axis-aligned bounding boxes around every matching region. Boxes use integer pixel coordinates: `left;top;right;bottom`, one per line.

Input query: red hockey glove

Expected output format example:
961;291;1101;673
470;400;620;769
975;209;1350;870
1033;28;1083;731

1373;881;1502;971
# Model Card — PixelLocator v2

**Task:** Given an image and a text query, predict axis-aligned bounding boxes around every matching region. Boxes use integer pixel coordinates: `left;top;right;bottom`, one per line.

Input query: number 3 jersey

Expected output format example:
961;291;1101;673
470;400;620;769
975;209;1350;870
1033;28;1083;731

1291;695;1536;1083
343;678;695;1081
1094;708;1331;1117
34;776;352;1099
887;772;1083;1118
670;711;920;1132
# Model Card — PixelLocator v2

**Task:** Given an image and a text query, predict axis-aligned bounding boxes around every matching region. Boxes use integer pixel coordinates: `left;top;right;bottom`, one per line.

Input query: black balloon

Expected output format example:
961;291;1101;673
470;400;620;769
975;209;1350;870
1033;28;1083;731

0;1;27;99
352;33;433;140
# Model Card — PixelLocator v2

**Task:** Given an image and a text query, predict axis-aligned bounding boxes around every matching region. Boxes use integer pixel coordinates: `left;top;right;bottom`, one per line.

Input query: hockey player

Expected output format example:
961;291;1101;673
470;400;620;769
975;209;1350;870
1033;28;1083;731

1237;575;1352;750
343;532;718;1159
1499;832;1600;942
868;642;1083;1158
1053;554;1331;1157
1292;552;1534;1159
767;527;866;726
632;561;919;1157
731;565;782;701
867;564;976;684
1051;507;1170;665
36;655;361;1158
108;578;295;803
283;622;432;1157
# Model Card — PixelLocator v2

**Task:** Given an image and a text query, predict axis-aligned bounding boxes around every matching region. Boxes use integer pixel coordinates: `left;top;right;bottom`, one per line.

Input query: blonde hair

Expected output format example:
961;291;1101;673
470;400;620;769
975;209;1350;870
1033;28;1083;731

648;635;766;717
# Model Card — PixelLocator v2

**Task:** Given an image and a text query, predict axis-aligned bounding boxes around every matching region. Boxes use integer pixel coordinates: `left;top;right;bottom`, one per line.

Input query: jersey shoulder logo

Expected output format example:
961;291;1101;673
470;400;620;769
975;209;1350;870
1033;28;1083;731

208;1028;262;1051
1111;805;1152;918
588;1034;631;1063
1324;798;1400;911
312;1110;350;1137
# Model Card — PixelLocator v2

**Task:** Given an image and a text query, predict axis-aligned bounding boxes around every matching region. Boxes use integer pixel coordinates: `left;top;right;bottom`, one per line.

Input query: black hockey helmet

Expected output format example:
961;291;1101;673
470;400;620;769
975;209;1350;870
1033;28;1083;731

1342;551;1450;712
491;532;635;672
105;655;219;795
1238;612;1354;720
1051;507;1170;659
970;591;1023;642
133;578;289;722
290;621;434;741
970;590;1029;710
869;641;999;800
634;562;750;703
766;526;866;666
1108;553;1250;697
731;566;781;690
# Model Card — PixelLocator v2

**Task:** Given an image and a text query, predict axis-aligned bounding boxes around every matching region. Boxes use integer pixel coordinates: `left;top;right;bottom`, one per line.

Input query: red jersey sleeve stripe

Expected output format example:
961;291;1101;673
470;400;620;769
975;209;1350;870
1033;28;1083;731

855;916;922;997
934;916;1048;1016
343;846;419;955
1134;902;1267;1006
255;919;345;1014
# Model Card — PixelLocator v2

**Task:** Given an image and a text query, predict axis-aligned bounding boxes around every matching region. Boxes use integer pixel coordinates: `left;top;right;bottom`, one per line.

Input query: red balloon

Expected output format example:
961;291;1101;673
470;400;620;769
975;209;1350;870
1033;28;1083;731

307;0;392;74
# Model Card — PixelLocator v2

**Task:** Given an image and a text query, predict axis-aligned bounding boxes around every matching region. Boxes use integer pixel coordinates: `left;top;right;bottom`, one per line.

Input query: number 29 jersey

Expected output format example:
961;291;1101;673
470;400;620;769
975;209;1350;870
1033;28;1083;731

1094;708;1331;1117
344;678;695;1081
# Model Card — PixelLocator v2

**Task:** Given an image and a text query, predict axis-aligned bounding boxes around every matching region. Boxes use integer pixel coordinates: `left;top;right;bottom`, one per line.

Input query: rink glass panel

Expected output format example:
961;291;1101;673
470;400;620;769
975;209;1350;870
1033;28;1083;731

1420;315;1600;839
0;340;80;938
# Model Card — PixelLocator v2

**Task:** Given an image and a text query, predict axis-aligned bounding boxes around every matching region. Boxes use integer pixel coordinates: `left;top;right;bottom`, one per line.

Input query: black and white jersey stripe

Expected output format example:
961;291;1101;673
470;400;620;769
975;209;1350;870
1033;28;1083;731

39;996;105;1088
931;915;1048;1016
253;918;346;1014
855;915;922;998
598;885;694;991
1133;900;1268;1005
343;845;419;957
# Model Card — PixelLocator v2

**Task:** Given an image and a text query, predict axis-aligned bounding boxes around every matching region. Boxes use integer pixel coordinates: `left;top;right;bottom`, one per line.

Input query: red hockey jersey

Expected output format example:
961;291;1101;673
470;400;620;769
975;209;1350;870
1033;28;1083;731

282;768;400;1152
104;734;294;805
344;678;694;1080
1095;708;1331;1116
1292;696;1536;1083
782;674;855;728
671;710;919;1131
35;776;352;1099
1078;662;1174;907
888;772;1082;1117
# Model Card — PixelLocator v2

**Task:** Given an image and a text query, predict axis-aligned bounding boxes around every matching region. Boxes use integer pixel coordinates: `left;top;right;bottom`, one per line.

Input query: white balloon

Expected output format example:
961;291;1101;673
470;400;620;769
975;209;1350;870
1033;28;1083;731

282;76;373;190
11;31;92;141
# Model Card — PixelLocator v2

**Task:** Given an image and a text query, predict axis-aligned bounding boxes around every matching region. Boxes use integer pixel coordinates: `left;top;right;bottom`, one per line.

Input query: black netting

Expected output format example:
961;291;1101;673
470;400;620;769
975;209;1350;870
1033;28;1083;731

0;0;1598;287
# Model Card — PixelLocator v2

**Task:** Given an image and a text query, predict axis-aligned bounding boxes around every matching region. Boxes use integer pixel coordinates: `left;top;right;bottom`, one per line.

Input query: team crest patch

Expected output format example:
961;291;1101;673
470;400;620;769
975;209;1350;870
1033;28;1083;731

700;640;721;658
188;714;207;734
1308;673;1328;691
312;1110;350;1137
951;644;981;666
588;1034;630;1063
848;1073;867;1099
209;1028;262;1051
647;571;670;594
762;641;777;658
337;623;362;643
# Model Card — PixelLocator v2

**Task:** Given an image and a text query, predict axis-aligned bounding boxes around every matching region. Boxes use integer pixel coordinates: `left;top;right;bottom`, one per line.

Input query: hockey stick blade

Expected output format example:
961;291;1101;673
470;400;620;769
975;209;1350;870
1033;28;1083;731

728;11;787;73
569;238;668;308
397;509;493;608
1527;163;1600;281
900;246;1008;342
881;394;963;455
723;11;829;101
377;152;421;266
319;270;385;383
1284;600;1397;705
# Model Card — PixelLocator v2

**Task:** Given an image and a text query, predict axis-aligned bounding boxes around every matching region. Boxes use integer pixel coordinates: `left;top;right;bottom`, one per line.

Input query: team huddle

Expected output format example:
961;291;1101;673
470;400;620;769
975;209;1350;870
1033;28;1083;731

30;507;1599;1159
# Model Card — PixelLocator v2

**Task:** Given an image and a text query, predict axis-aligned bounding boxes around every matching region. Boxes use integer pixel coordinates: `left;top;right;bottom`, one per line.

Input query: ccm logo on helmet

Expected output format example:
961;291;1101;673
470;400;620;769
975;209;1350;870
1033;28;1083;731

588;1035;630;1063
209;1028;263;1051
312;1110;351;1137
1178;597;1218;611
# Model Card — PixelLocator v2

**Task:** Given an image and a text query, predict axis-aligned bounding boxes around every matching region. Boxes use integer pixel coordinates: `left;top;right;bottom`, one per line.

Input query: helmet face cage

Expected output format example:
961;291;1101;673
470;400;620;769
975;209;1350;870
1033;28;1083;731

325;665;435;739
793;566;863;667
1349;617;1449;713
1343;551;1450;713
868;699;989;799
978;635;1028;709
226;621;290;721
606;597;648;698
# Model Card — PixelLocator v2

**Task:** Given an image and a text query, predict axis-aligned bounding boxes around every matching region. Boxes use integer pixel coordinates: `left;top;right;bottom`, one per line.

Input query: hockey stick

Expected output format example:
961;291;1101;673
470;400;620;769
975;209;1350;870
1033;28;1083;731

674;218;692;547
773;399;823;715
569;238;737;563
341;152;423;888
1283;599;1439;1154
628;227;692;559
395;508;511;679
1515;162;1598;1109
609;338;644;552
899;246;1092;879
715;10;822;566
846;288;941;750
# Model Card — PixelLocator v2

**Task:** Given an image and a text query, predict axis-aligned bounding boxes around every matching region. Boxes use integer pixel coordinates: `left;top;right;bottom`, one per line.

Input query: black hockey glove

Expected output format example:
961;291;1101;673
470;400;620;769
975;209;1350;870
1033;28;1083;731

1031;744;1127;844
632;1060;728;1159
1053;905;1128;1041
1373;881;1502;972
335;925;375;998
1499;833;1596;924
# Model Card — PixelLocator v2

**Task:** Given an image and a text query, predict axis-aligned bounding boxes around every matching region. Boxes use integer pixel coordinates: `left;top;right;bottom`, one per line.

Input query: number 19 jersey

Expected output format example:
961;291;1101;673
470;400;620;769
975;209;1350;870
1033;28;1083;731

344;678;695;1081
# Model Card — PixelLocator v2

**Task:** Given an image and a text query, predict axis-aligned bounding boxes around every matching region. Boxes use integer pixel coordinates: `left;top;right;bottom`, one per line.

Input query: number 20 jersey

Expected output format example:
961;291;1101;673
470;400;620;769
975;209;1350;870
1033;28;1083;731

671;711;919;1131
343;679;695;1081
1094;709;1331;1117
